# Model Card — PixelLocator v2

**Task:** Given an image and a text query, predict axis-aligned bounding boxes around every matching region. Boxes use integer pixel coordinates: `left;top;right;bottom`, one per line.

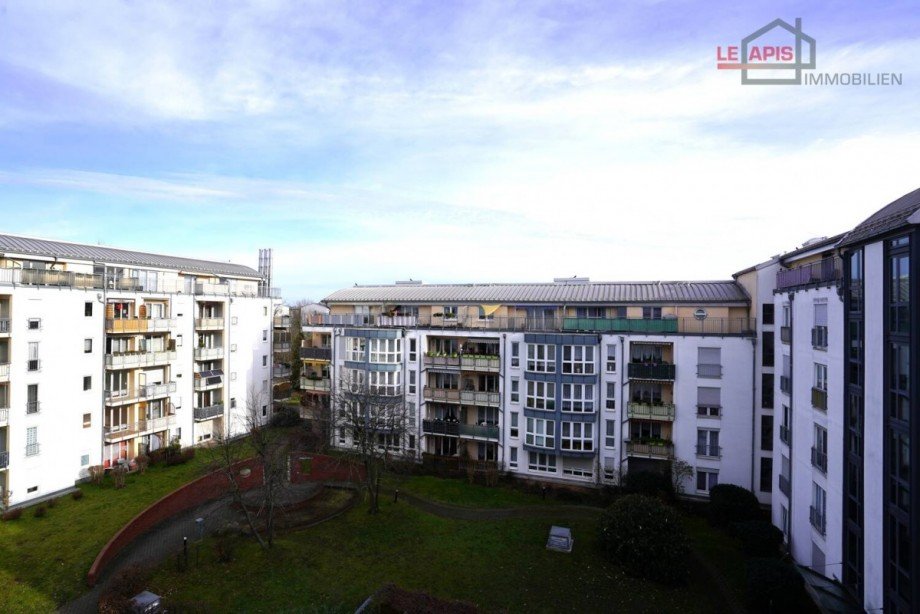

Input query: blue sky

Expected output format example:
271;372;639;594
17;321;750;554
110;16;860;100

0;1;918;301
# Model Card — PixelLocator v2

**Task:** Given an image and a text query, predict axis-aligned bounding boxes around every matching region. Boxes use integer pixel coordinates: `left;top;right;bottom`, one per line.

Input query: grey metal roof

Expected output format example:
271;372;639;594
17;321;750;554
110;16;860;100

839;187;920;248
0;234;262;278
779;233;845;263
324;281;749;305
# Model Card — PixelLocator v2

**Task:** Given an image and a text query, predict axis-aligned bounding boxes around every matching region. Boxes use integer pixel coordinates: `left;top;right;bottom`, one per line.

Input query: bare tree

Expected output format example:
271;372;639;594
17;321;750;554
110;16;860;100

326;376;411;514
670;459;694;496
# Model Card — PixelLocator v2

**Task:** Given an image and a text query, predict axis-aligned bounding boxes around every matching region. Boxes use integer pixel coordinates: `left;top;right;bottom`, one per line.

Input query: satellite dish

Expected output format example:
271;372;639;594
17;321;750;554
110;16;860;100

694;309;708;320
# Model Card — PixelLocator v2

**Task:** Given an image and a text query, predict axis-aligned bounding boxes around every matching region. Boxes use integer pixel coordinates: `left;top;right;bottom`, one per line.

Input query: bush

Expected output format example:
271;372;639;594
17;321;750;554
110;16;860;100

598;494;690;585
165;447;196;466
622;471;674;500
270;406;302;428
135;455;150;474
1;508;23;521
148;447;168;466
71;490;84;501
708;484;761;528
735;520;783;558
33;506;47;519
745;558;812;613
98;564;148;614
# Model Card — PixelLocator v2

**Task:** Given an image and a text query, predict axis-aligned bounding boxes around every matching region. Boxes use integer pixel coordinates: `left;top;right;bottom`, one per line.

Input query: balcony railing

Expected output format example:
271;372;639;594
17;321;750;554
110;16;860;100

810;505;826;536
0;450;8;468
422;419;459;436
194;347;224;360
625;440;674;459
811;447;828;473
0;318;9;333
27;359;40;372
424;354;461;368
300;347;332;361
776;257;842;290
274;342;292;352
627;402;675;421
0;362;9;380
273;365;292;379
460;390;501;407
627;363;676;380
273;315;291;328
779;474;791;496
811;326;828;349
696;444;722;458
195;317;224;330
460;356;501;372
194;404;224;421
25;443;39;457
26;401;40;414
0;406;7;424
106;350;176;369
780;424;791;446
459;423;500;439
424;387;461;403
780;326;791;344
106;318;174;333
141;382;177;398
303;313;756;336
300;376;331;391
780;375;791;394
104;413;176;442
812;387;828;410
697;363;722;378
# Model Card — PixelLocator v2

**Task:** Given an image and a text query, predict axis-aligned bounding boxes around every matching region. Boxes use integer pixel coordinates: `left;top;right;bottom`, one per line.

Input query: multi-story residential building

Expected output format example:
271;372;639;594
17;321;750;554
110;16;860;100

272;304;293;400
0;234;274;508
303;279;758;495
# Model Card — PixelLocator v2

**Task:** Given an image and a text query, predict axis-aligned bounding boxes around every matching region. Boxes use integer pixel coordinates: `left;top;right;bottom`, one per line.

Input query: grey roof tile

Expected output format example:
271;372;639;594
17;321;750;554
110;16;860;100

839;187;920;248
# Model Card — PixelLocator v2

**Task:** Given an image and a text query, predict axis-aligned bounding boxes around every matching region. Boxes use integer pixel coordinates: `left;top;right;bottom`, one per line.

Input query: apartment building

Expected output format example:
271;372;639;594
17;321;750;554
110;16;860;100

303;279;759;496
0;234;274;508
272;304;293;400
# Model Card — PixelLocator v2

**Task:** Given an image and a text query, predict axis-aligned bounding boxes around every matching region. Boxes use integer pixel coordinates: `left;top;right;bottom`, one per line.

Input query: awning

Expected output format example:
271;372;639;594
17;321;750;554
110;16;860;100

480;304;501;316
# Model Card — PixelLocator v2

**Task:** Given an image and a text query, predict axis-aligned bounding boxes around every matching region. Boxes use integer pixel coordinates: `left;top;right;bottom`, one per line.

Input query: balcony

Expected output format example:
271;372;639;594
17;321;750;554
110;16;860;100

779;474;791;496
105;350;176;369
780;326;791;344
26;401;40;415
459;423;500;440
194;346;224;361
274;342;292;353
696;444;722;458
422;419;459;436
627;402;675;421
697;363;722;378
194;371;223;391
811;326;828;349
812;387;828;410
3;268;104;290
273;315;291;328
140;381;177;398
0;450;7;469
809;505;826;536
194;404;224;421
811;447;828;473
460;355;501;372
195;317;224;330
0;318;9;334
300;347;332;361
194;282;230;296
627;363;676;381
0;362;8;382
106;318;174;333
460;390;501;407
104;413;176;442
780;375;791;394
424;354;460;368
424;387;461;403
780;424;791;446
776;257;842;291
0;406;7;425
273;365;292;380
625;439;674;459
300;376;331;392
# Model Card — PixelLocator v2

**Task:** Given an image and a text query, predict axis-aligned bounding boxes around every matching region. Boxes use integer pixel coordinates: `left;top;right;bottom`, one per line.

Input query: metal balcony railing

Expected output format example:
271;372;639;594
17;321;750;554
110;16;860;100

780;326;791;344
696;444;722;457
0;318;9;333
194;347;224;360
460;390;501;407
460;356;501;372
424;387;461;403
459;423;500;439
195;317;224;330
424;354;461;368
812;326;828;349
780;375;791;394
422;419;459;436
625;440;674;459
812;387;828;410
627;402;676;420
780;424;791;446
0;450;8;468
139;381;177;398
809;505;826;535
300;377;331;391
779;474;791;496
776;257;842;290
105;351;176;369
273;365;292;379
104;414;176;441
106;318;174;333
194;404;224;421
697;363;723;378
628;363;676;380
811;447;828;473
300;347;332;361
273;315;291;328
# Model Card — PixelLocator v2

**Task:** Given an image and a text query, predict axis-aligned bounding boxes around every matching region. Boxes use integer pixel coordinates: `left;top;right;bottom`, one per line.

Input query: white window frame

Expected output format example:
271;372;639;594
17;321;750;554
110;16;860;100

527;451;557;473
369;338;402;364
345;337;366;362
526;344;556;373
696;469;718;492
510;378;520;403
525;417;555;449
562;345;595;375
814;363;828;391
606;344;616;372
561;421;594;451
509;447;518;469
561;383;594;413
510;412;519;438
511;342;520;368
526;380;555;411
605;420;616;448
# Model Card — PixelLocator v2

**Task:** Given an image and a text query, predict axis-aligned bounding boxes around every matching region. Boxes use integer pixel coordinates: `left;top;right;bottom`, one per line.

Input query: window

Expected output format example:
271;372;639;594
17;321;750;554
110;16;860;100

509;447;518;469
761;415;774;451
525;417;555;448
368;370;401;395
369;338;401;363
262;379;268;392
696;429;721;457
782;304;791;327
26;384;39;414
176;334;183;347
762;373;774;408
408;338;417;362
263;306;268;316
28;318;40;330
763;304;774;325
407;435;416;451
83;376;92;391
83;338;93;353
511;342;520;368
814;363;828;391
526;344;556;372
263;329;268;341
605;382;616;410
85;302;93;317
696;469;718;492
813;425;828;473
81;454;90;467
28;341;40;371
575;307;604;318
813;302;828;348
510;412;519;438
606;344;616;372
262;405;268;417
697;347;722;378
262;355;268;367
760;457;773;493
231;316;238;325
345;337;366;362
562;383;594;412
642;306;662;319
510;378;520;403
562;345;594;374
605;420;616;448
811;483;827;534
561;422;593;451
443;305;458;320
231;372;238;381
230;398;237;409
526;381;555;410
889;250;910;334
603;457;617;481
83;413;92;428
408;370;417;394
762;331;774;367
477;306;495;321
26;426;39;456
697;387;721;417
528;451;556;473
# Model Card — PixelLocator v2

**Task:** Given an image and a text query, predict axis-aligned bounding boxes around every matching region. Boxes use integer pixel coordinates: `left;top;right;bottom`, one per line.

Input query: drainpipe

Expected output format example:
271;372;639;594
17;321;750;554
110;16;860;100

96;263;107;469
787;292;795;556
618;335;626;480
750;331;757;500
500;332;506;471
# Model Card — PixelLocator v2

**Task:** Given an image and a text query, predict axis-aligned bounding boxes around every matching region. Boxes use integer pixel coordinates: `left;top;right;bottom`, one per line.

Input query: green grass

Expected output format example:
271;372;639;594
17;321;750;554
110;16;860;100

684;514;747;606
389;475;553;508
0;457;218;612
149;498;726;613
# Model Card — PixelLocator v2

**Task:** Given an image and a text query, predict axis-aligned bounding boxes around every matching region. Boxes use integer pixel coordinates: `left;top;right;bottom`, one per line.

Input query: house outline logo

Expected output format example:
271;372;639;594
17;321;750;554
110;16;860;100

717;18;817;85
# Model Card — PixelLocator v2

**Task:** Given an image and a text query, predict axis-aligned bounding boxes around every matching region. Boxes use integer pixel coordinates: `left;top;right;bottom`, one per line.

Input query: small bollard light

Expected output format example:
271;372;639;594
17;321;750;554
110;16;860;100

394;489;399;503
541;486;547;500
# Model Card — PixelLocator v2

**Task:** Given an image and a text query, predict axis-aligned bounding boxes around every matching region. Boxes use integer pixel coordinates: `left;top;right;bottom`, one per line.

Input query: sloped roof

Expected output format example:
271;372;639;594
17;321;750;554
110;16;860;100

839;187;920;248
324;281;749;305
779;233;845;263
0;234;261;278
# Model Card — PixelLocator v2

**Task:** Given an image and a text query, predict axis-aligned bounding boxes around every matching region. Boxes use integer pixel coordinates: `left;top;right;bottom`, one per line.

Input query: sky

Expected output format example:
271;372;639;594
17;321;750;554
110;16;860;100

0;1;918;302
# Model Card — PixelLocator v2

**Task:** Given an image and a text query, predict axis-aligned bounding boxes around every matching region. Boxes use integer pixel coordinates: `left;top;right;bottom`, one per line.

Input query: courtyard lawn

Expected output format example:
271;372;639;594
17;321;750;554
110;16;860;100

0;456;219;612
388;474;552;508
684;514;748;607
148;498;728;613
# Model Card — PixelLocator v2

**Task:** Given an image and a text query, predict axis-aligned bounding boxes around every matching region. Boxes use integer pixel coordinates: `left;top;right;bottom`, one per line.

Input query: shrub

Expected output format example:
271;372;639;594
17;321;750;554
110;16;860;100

745;558;812;613
33;506;47;519
71;490;84;501
135;455;150;474
270;406;302;428
622;470;674;500
88;465;105;486
1;508;23;521
166;447;196;466
47;498;57;508
735;520;783;558
708;484;761;528
214;536;235;563
148;448;168;466
598;494;690;585
98;564;148;614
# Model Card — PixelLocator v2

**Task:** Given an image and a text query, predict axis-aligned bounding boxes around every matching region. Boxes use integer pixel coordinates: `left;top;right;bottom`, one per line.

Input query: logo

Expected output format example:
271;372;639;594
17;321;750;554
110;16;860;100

717;18;815;85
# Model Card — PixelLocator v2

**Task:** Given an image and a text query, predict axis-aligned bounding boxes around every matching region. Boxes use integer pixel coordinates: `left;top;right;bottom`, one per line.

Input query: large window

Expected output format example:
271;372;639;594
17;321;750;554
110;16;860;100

561;383;594;413
696;469;718;493
761;415;773;451
510;378;520;403
696;429;721;457
525;418;555;449
526;344;556;372
561;422;593;451
368;370;401;395
606;344;616;372
345;337;366;362
511;342;520;367
605;420;616;448
369;338;402;363
562;345;594;374
605;382;616;410
762;331;774;367
697;387;721;417
697;347;722;378
528;451;557;473
814;363;828;391
526;381;555;410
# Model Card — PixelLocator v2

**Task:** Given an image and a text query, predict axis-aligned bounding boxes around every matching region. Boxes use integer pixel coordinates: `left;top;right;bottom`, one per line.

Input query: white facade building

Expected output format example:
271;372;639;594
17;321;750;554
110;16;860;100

0;234;274;508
